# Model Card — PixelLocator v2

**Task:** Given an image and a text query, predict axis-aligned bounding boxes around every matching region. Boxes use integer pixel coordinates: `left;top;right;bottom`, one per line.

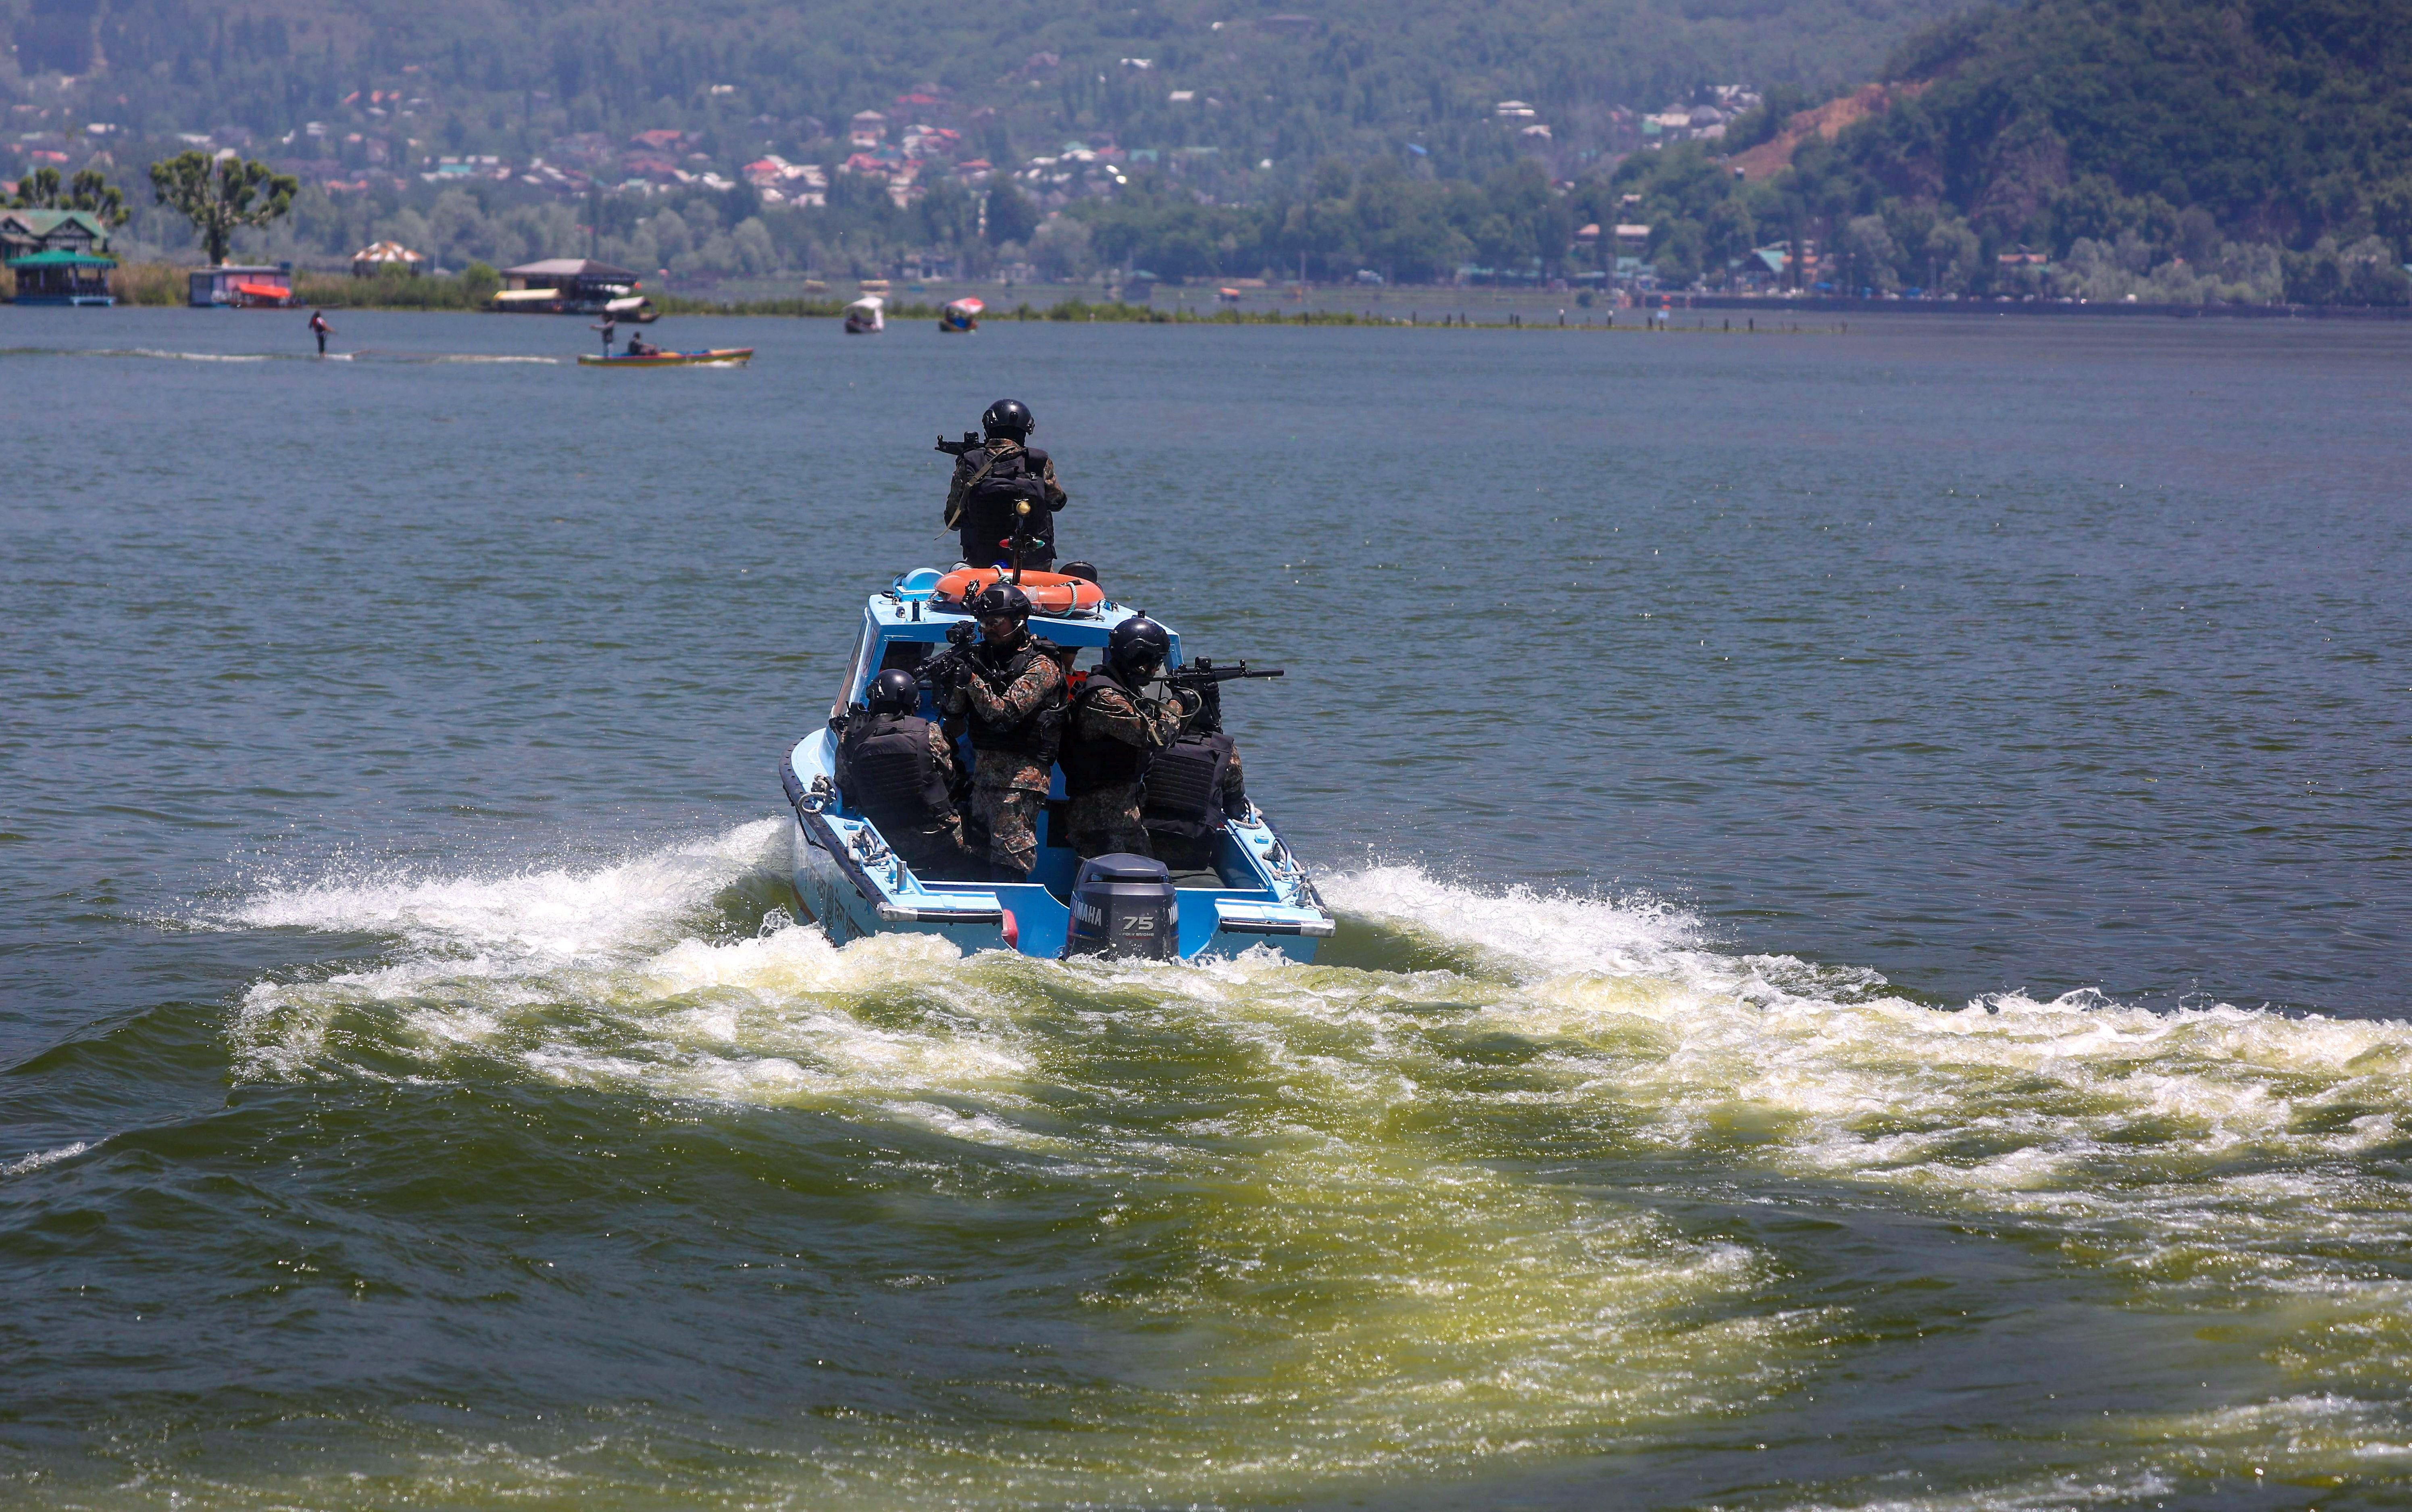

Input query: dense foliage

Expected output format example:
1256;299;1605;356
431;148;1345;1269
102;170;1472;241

8;165;130;224
6;0;1973;180
147;151;298;265
19;0;2411;303
1607;0;2412;304
173;157;1581;287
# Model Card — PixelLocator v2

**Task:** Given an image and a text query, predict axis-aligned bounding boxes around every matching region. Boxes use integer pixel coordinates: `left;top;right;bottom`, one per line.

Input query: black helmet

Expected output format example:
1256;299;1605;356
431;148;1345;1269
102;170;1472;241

969;582;1032;622
866;668;919;714
1106;615;1171;677
980;398;1034;439
1058;560;1099;585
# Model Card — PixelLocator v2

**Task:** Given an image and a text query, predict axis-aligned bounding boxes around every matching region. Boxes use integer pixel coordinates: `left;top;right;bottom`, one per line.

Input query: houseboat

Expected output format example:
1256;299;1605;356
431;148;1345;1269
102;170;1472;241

188;264;293;307
8;249;115;305
2;209;117;305
491;258;652;318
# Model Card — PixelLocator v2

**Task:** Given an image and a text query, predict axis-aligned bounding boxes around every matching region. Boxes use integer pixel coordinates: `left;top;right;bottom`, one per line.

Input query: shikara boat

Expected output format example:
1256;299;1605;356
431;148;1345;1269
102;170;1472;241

576;347;753;367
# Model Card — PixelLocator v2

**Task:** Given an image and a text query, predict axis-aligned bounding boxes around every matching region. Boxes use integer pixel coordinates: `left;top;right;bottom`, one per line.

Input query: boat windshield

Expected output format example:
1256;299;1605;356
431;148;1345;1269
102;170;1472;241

831;624;876;718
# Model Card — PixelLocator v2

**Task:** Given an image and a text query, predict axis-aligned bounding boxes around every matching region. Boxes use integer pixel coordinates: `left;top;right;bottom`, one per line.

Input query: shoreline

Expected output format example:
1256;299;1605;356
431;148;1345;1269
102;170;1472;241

31;262;2410;326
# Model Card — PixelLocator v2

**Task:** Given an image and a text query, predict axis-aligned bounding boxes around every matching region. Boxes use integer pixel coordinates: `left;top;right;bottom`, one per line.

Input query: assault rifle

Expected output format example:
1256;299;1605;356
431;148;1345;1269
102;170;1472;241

917;620;980;697
1161;659;1279;736
1005;500;1043;581
1165;658;1283;688
934;431;985;458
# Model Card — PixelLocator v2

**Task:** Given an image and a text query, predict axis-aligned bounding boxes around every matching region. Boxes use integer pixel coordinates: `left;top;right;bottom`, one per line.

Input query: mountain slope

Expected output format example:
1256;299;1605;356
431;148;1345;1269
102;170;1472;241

1826;0;2412;249
16;0;1983;173
1604;0;2412;304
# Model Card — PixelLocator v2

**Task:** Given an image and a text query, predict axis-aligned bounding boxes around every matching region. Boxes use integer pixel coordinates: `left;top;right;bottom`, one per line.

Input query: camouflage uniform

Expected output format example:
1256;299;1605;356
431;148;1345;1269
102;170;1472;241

1064;678;1192;859
944;438;1069;568
942;633;1066;879
1216;742;1247;813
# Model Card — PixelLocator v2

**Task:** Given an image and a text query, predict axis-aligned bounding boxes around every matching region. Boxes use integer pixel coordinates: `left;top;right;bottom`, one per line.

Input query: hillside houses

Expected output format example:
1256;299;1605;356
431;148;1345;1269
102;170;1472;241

1640;85;1760;147
743;156;828;206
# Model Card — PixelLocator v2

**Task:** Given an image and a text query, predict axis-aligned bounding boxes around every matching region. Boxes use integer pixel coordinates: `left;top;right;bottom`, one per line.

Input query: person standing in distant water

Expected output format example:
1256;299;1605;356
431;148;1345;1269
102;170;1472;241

943;398;1067;570
307;309;333;356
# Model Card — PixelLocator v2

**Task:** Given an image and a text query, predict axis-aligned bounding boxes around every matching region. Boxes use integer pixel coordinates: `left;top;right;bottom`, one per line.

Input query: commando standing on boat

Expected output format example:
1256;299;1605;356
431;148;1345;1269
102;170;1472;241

1061;616;1194;860
834;669;980;880
943;399;1066;569
308;309;332;355
935;584;1066;881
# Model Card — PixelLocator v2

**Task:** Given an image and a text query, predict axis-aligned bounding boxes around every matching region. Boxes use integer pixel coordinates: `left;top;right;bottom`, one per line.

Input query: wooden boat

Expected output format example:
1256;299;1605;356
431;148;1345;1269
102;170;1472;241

576;347;753;367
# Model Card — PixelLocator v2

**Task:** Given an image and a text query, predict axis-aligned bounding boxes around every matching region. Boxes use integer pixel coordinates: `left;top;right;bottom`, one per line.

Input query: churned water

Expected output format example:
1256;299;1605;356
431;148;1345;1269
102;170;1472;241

3;307;2409;1509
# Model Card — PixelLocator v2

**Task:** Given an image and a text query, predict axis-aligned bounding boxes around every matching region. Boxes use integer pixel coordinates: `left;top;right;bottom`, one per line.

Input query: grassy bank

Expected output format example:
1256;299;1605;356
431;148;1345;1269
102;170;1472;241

98;261;505;310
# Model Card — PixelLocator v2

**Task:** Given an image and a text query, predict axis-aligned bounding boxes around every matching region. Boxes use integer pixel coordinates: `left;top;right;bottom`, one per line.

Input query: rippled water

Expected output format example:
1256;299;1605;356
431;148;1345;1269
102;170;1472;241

3;308;2410;1508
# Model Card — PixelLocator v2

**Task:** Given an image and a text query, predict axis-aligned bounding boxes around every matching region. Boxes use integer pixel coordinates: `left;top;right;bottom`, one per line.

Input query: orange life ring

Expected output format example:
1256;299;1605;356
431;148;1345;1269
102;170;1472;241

933;566;1105;616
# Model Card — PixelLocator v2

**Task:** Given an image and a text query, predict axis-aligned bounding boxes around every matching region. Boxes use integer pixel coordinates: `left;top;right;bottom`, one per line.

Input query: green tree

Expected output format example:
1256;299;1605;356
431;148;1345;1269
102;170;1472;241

1652;220;1705;285
147;152;299;265
985;183;1040;246
10;166;132;227
1840;214;1901;293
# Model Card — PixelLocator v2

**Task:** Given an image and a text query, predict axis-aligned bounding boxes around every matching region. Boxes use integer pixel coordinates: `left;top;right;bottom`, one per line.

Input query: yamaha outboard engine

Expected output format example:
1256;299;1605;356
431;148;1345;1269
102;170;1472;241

1063;853;1178;960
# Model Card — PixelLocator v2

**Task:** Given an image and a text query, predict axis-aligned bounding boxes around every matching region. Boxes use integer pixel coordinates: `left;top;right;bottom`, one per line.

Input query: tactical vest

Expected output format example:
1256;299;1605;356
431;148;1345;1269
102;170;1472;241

1059;666;1151;796
966;634;1066;762
959;443;1056;555
1141;732;1235;837
838;713;954;834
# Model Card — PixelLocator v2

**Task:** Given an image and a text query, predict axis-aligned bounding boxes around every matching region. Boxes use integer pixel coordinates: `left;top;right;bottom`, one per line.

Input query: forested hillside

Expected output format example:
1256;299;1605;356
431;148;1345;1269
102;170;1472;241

1614;0;2412;303
11;0;1972;180
15;0;2403;303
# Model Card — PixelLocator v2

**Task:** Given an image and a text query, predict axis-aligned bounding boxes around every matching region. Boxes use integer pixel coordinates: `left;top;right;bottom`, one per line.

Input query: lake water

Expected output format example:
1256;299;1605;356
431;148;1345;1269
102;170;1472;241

4;306;2410;1509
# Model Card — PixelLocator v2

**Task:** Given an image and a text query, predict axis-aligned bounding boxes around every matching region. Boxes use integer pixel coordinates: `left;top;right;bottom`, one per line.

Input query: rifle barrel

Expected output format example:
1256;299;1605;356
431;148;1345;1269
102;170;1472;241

1171;666;1284;683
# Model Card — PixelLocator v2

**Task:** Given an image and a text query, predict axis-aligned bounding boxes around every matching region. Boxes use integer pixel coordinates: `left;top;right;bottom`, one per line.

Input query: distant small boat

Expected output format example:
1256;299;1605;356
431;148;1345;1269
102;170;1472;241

939;296;983;333
577;348;753;367
1216;286;1243;302
844;295;885;334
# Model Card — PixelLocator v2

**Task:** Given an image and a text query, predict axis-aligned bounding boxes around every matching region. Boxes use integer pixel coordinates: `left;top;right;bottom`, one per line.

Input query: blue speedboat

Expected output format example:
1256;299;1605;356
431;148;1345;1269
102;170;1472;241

780;568;1333;961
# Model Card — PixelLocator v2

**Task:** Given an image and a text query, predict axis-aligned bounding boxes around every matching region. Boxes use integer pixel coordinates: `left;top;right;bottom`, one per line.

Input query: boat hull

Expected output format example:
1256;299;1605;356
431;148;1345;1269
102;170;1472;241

577;348;753;367
780;585;1333;963
788;808;1327;964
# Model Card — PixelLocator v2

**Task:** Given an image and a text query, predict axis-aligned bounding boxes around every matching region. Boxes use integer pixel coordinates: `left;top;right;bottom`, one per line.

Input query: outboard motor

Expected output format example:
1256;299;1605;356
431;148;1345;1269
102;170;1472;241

1063;853;1178;960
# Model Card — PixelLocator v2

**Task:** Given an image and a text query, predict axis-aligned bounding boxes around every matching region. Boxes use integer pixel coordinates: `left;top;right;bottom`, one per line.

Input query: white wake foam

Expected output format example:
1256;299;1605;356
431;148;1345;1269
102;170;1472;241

217;818;787;961
200;824;2412;1494
1323;862;1702;977
2;1141;89;1177
123;348;276;362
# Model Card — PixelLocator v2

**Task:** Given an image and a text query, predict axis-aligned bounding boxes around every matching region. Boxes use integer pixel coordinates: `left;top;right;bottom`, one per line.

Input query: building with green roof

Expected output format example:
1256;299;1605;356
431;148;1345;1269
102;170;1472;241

2;209;116;305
